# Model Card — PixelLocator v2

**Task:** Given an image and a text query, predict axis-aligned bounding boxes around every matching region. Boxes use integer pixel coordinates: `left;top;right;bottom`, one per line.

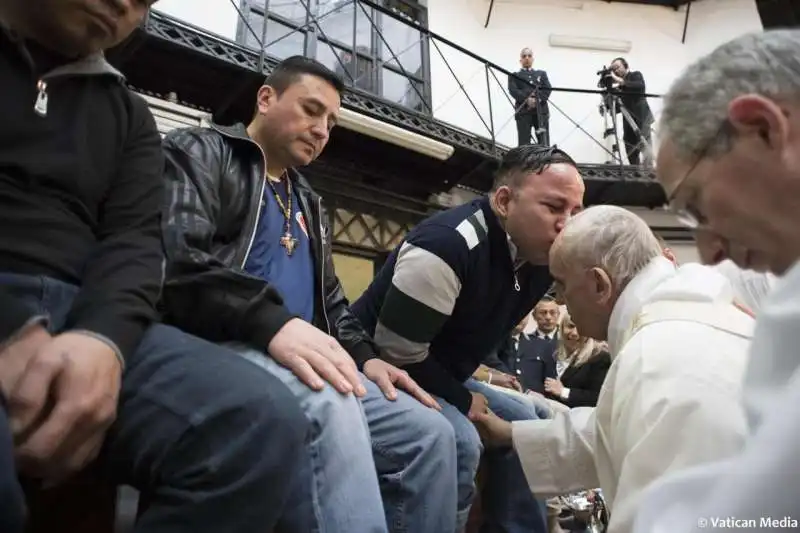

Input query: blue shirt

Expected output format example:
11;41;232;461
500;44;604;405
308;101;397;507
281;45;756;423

244;179;315;323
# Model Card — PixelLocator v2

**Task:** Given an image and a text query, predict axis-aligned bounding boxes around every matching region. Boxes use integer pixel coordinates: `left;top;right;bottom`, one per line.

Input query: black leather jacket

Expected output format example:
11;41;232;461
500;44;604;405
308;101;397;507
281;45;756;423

160;122;377;366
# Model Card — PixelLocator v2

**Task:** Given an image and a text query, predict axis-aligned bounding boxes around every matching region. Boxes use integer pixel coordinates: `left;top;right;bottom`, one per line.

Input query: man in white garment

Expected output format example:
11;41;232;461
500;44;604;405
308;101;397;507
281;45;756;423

634;29;800;532
475;205;754;533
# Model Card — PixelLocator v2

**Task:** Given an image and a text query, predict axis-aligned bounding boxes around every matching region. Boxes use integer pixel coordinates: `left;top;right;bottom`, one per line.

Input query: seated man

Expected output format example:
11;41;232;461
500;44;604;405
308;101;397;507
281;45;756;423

477;206;754;533
161;56;457;533
352;144;585;533
0;2;307;532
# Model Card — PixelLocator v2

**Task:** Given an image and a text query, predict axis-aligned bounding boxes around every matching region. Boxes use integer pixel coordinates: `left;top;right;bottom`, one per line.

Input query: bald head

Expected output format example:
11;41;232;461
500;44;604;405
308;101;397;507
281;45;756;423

520;47;533;68
551;206;662;287
549;206;663;340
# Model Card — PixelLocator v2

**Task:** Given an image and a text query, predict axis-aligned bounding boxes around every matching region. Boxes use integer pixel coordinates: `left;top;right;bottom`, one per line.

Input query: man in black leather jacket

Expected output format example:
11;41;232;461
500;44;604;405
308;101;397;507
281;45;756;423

161;56;460;533
0;2;311;533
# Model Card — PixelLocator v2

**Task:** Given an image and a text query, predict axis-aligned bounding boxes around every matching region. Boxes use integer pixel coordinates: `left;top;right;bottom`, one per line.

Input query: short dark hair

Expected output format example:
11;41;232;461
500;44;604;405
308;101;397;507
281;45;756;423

491;144;578;191
264;55;345;95
612;57;629;69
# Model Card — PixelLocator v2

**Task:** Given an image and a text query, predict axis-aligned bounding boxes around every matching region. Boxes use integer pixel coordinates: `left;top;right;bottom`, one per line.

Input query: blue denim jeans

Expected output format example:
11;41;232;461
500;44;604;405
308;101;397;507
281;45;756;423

236;348;460;533
0;399;24;533
439;379;548;533
0;274;309;533
433;396;483;532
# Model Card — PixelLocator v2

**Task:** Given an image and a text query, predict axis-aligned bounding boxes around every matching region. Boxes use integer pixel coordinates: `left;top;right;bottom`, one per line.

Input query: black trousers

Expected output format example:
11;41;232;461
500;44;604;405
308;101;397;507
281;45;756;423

515;112;550;147
0;397;24;533
622;116;652;165
2;273;309;533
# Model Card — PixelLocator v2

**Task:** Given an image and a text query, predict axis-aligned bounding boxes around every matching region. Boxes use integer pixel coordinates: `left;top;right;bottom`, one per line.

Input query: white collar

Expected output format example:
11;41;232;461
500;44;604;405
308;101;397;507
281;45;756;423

534;329;557;340
607;257;675;357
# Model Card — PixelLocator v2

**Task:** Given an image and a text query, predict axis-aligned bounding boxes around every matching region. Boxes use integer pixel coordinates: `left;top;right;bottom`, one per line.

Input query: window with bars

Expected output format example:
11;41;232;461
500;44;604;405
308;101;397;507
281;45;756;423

236;0;431;113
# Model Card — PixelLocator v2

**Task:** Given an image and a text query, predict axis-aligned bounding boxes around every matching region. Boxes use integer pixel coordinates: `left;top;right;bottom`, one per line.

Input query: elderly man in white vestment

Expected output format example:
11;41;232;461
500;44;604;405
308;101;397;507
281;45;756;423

475;205;755;533
632;29;800;532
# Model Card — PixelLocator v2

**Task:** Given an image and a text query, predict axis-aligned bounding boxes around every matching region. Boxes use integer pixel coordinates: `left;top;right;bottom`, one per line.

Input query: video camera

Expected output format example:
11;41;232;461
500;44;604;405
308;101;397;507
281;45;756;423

596;66;614;91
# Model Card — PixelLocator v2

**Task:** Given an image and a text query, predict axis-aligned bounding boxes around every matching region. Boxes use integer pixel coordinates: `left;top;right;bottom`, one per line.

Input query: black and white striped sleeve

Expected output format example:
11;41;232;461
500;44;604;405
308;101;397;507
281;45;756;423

374;211;488;412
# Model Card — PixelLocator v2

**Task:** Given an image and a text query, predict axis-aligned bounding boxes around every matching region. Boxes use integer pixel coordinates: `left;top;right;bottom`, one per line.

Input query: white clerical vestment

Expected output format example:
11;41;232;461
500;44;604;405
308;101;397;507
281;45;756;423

633;260;800;533
512;257;754;533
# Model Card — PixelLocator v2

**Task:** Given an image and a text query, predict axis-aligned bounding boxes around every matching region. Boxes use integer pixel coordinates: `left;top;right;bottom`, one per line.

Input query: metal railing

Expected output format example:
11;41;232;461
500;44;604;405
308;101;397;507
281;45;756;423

193;0;664;165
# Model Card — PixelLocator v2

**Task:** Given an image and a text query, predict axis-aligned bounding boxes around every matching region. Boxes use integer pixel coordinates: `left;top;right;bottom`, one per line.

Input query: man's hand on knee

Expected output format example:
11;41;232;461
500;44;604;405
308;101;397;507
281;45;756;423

7;331;121;481
362;358;440;410
268;318;366;397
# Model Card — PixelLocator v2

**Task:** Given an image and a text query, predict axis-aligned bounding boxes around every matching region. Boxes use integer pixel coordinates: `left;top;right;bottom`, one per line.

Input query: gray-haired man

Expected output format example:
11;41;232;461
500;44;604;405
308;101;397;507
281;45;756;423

635;29;800;532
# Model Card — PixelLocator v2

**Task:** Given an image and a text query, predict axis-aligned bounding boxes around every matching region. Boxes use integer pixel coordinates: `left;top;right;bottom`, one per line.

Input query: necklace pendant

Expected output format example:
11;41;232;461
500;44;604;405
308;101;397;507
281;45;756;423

280;232;298;256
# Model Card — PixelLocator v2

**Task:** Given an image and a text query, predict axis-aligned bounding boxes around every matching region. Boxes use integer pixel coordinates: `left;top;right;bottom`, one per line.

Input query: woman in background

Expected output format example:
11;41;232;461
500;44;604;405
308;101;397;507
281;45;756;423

544;313;611;408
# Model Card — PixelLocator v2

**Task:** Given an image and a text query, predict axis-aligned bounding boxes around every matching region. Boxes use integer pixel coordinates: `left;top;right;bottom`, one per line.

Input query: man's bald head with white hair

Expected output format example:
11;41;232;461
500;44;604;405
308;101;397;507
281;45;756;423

549;205;663;340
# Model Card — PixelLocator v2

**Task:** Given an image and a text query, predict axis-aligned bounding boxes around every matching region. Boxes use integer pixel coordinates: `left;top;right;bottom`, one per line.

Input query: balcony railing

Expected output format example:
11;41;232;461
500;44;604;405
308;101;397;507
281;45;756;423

153;0;663;166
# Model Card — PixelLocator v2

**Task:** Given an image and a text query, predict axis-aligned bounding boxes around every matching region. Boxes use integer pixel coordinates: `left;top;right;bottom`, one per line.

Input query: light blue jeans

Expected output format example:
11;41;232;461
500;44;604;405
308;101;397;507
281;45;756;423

433;396;483;532
465;379;548;533
437;379;548;533
235;348;460;533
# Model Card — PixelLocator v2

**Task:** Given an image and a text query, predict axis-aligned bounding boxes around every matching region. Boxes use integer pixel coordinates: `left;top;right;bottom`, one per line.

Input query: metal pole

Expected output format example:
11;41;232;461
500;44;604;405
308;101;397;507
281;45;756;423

485;64;496;151
430;38;492;136
258;0;270;72
681;0;692;44
484;0;495;28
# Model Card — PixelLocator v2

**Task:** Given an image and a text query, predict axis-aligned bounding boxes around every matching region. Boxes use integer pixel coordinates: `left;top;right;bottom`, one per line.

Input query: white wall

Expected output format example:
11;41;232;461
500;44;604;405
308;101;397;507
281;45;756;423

427;0;762;162
154;0;240;40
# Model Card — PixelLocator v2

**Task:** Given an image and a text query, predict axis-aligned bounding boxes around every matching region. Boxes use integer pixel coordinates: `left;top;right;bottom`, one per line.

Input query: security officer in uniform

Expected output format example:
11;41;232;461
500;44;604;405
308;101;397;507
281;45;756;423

508;47;552;146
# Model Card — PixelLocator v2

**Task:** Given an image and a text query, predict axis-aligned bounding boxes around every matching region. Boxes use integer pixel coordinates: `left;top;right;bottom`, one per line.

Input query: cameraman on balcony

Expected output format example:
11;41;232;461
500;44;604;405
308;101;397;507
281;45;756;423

608;57;653;166
509;47;552;146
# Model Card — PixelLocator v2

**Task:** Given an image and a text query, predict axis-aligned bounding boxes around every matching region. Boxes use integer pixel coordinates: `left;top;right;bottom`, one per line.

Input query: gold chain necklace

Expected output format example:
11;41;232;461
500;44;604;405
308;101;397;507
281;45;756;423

266;173;297;256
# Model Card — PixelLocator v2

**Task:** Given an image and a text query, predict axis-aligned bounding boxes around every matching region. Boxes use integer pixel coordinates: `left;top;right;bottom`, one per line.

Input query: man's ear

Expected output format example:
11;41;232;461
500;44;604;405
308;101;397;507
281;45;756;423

255;85;278;116
728;94;789;152
492;186;513;219
589;267;613;304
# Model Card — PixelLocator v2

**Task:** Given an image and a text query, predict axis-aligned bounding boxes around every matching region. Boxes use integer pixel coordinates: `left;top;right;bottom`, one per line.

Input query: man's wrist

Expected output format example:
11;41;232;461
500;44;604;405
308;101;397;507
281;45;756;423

69;330;125;370
0;315;49;353
349;342;376;370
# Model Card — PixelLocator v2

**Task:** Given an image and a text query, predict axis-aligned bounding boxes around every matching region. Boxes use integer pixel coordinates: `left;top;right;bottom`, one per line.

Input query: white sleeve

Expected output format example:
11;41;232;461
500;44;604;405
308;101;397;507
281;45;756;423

609;372;748;533
634;266;800;533
512;407;599;497
634;370;800;533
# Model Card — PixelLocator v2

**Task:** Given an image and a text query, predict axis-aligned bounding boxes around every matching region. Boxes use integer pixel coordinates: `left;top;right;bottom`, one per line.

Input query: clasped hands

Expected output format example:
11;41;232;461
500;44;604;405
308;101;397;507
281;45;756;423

0;324;122;482
267;318;439;409
544;377;564;396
